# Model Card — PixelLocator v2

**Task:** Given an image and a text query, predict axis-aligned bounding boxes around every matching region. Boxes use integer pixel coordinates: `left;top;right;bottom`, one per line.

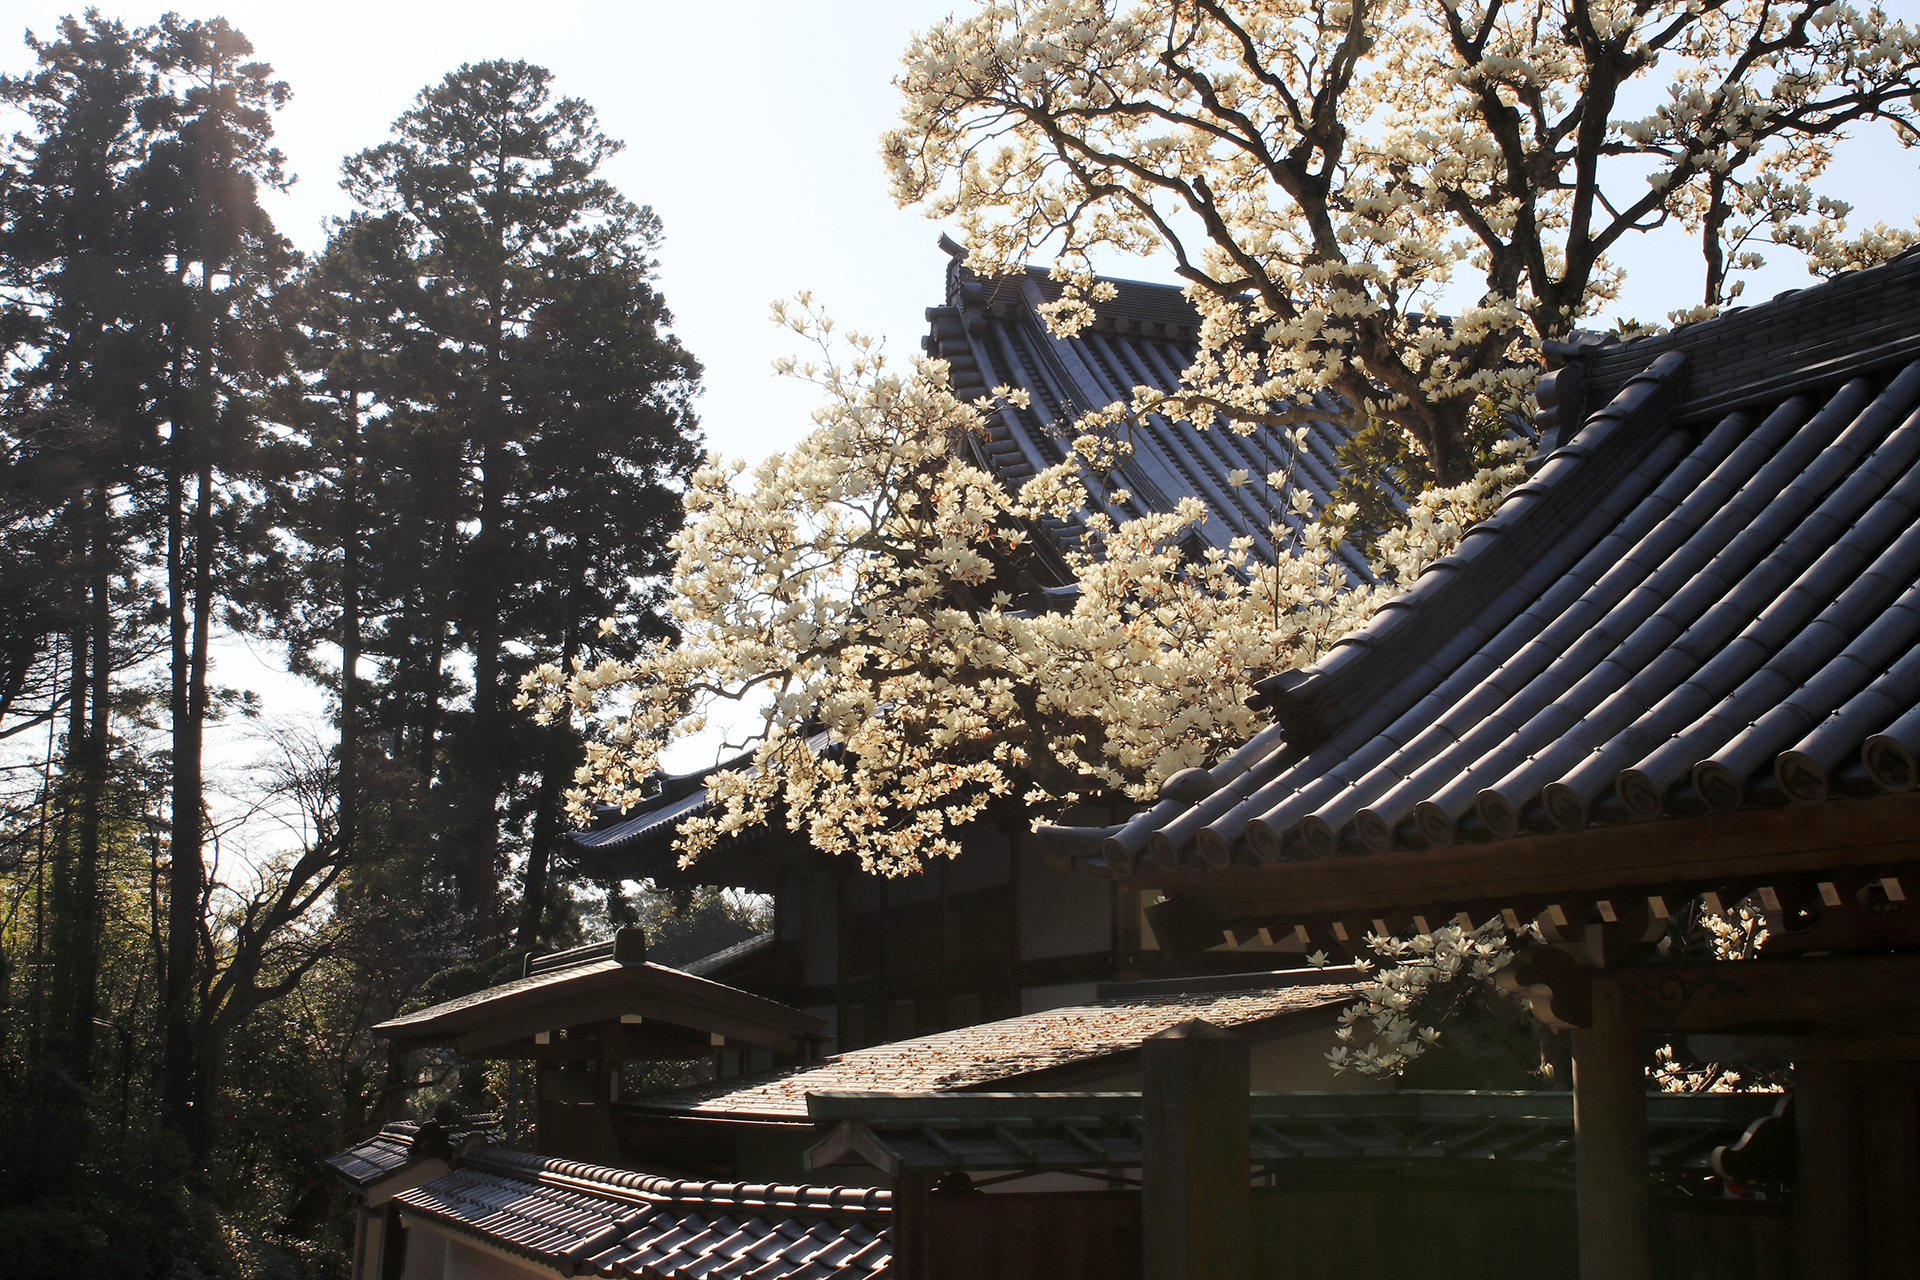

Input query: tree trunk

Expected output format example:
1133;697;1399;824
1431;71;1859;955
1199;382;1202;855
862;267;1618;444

162;392;199;1144
340;391;363;864
62;486;113;1083
163;358;219;1159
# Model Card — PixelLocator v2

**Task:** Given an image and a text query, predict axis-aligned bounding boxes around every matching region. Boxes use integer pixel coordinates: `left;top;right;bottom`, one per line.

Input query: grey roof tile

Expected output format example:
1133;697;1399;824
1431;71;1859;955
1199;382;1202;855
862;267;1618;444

390;1149;890;1280
1047;251;1920;880
926;249;1392;585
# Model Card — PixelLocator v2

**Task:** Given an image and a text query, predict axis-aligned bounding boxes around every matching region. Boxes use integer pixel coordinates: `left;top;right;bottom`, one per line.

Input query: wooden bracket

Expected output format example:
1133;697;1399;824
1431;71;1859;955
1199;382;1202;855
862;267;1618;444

1497;946;1593;1030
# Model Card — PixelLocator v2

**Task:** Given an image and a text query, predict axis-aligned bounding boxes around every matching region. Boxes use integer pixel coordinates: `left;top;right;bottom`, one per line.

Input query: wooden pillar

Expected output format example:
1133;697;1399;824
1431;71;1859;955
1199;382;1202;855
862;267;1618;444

351;1205;370;1280
1571;972;1650;1280
1864;1082;1920;1280
1795;1063;1867;1279
378;1203;407;1280
891;1172;933;1280
594;1023;621;1165
1142;1018;1250;1280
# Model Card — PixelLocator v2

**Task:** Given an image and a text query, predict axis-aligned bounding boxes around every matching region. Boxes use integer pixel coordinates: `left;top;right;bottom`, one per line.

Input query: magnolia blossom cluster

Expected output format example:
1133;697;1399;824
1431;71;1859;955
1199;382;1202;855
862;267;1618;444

1647;901;1782;1092
1319;918;1521;1077
886;0;1920;481
518;307;1522;876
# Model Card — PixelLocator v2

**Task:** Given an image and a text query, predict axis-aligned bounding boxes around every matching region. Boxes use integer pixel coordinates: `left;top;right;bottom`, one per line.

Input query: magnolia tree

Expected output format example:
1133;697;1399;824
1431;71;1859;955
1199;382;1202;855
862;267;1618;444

519;304;1522;875
887;0;1920;482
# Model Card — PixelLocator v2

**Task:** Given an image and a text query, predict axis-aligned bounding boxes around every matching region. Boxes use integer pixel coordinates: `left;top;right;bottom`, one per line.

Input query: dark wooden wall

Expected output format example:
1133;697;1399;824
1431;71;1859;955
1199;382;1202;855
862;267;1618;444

910;1183;1792;1280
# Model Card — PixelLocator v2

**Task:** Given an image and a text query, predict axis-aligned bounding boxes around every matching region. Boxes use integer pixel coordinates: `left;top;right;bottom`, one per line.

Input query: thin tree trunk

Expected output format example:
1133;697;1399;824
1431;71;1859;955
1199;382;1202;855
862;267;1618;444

164;339;220;1157
162;390;198;1141
339;390;363;863
63;485;113;1082
515;549;586;948
465;435;504;929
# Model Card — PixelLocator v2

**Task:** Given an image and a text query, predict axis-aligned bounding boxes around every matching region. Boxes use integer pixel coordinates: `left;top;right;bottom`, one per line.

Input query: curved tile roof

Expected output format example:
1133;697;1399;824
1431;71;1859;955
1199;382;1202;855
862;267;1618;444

392;1146;889;1280
924;240;1387;584
569;730;836;874
1054;249;1920;877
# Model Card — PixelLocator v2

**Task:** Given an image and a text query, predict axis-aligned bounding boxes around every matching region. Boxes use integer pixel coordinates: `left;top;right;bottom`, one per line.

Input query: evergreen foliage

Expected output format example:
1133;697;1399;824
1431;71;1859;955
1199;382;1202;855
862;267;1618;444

0;23;703;1279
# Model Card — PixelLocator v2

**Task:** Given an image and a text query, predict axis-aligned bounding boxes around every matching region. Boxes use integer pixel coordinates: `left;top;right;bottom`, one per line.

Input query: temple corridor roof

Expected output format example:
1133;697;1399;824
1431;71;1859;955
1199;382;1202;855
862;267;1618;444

623;977;1359;1122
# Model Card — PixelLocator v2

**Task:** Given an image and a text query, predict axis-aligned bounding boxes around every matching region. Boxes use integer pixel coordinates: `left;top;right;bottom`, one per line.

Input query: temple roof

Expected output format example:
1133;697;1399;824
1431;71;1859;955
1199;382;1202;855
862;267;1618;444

924;239;1383;583
568;730;835;880
566;245;1395;880
391;1146;889;1280
1043;249;1920;889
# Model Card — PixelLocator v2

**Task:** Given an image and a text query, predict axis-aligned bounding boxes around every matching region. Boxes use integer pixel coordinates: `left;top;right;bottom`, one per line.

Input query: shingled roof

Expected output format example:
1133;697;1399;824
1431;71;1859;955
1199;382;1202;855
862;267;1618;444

1050;248;1920;882
392;1146;889;1280
623;978;1359;1122
924;238;1384;583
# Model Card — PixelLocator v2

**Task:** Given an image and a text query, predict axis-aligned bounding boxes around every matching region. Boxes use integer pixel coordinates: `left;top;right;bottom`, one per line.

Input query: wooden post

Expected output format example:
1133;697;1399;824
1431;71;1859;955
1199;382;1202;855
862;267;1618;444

1571;972;1650;1280
891;1172;933;1280
1797;1062;1868;1280
1142;1018;1250;1280
1864;1082;1920;1280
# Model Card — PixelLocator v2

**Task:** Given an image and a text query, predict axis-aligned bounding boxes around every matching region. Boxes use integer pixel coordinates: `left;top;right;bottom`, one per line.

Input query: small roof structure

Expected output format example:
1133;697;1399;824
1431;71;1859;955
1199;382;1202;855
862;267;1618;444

390;1144;890;1280
373;928;823;1058
324;1115;498;1204
622;976;1361;1124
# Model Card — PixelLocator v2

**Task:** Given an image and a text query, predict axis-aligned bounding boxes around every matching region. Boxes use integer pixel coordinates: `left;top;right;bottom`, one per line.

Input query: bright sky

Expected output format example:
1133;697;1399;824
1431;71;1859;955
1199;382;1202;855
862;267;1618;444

5;0;1916;788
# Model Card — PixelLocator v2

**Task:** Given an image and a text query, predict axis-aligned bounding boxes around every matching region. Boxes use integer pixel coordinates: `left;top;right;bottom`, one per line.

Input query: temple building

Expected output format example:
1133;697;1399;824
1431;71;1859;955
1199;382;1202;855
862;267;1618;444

327;244;1920;1280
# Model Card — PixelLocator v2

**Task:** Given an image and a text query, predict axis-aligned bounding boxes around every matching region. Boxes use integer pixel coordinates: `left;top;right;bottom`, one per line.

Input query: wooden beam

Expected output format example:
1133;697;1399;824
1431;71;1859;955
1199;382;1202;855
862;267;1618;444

1572;973;1650;1280
1123;791;1920;919
1142;1019;1250;1280
1614;954;1920;1032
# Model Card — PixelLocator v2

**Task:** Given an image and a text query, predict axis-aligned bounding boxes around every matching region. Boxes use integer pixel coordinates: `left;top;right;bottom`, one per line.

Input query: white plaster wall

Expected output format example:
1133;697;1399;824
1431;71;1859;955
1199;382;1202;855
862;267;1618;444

444;1238;550;1280
399;1223;447;1280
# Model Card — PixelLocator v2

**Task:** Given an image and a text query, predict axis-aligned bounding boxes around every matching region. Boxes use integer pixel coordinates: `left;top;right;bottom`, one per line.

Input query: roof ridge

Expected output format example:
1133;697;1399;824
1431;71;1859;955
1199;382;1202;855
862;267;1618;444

462;1145;892;1218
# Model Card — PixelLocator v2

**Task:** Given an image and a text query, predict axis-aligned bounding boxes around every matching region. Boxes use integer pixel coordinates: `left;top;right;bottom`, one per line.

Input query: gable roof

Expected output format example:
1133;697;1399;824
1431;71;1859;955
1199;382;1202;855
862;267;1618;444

373;928;822;1055
1041;250;1920;905
924;239;1384;583
622;978;1359;1123
392;1145;889;1280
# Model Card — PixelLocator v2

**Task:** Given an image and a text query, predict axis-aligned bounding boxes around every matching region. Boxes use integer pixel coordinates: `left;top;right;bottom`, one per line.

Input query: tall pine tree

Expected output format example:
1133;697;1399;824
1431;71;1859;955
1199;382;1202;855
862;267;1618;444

331;61;700;943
